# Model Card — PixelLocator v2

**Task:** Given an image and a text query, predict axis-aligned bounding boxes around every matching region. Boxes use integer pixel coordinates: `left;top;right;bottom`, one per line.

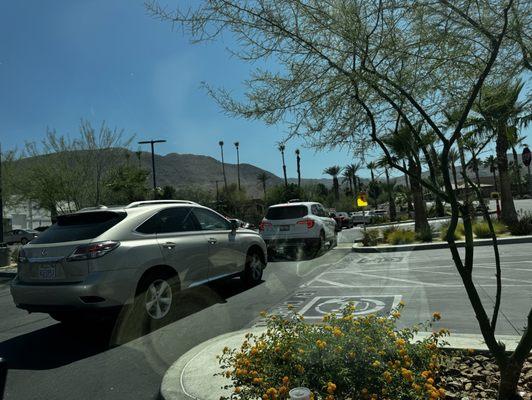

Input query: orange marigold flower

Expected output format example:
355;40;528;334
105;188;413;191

395;338;406;347
432;312;442;321
421;370;431;379
282;376;289;384
372;360;381;368
383;371;392;383
427;378;435;385
326;395;334;400
438;388;446;397
326;382;337;394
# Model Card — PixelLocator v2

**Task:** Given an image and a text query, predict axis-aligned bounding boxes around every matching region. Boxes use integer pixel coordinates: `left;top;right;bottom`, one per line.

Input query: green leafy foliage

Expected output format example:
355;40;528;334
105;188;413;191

217;303;448;400
508;213;532;236
361;230;379;247
382;225;399;242
439;222;464;241
387;229;416;245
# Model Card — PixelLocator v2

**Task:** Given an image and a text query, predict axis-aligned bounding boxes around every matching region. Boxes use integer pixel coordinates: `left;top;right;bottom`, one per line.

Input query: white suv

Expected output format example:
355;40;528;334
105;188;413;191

259;201;337;254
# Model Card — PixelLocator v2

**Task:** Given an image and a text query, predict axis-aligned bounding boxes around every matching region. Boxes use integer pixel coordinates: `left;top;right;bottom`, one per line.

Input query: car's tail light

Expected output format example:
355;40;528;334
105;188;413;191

259;221;272;232
18;248;28;263
297;219;315;229
66;241;120;261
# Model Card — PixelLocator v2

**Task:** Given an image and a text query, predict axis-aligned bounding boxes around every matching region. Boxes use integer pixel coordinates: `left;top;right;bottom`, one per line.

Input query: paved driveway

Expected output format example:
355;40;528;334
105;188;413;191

250;244;532;336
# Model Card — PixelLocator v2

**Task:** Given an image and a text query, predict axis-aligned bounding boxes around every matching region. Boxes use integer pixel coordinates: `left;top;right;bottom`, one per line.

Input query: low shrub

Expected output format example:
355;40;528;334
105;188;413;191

382;225;399;242
415;226;433;243
387;229;416;245
217;303;448;400
472;222;492;238
439;222;463;241
361;230;379;247
509;213;532;236
492;221;507;235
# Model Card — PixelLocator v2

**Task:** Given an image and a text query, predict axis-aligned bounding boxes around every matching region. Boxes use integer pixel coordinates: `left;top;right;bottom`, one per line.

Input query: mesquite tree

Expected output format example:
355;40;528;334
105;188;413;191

148;0;532;397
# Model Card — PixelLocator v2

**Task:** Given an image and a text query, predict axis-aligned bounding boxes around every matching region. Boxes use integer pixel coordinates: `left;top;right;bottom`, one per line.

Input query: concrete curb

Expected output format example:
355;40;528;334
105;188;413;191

352;235;532;253
160;328;525;400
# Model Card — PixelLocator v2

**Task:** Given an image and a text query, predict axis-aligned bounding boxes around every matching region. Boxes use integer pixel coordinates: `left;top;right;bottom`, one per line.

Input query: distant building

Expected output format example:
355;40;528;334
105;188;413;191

3;200;52;230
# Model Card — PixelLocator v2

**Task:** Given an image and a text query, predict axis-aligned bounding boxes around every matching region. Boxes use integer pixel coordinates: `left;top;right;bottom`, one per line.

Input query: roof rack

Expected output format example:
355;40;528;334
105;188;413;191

287;199;302;203
125;200;198;208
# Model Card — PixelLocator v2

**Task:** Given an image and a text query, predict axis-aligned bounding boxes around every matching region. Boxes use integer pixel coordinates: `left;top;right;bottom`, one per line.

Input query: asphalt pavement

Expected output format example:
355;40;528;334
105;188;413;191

0;243;530;400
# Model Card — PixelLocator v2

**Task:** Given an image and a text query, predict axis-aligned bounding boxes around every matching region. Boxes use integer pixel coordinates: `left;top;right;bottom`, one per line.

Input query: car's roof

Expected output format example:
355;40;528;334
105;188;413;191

268;202;319;208
72;202;210;216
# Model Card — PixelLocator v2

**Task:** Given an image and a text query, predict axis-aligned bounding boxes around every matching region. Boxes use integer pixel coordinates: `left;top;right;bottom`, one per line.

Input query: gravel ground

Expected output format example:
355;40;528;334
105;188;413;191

439;352;532;399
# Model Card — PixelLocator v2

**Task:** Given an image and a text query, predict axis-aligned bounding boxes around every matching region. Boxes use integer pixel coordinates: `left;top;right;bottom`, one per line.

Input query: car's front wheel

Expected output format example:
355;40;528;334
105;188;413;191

242;250;264;286
20;238;28;245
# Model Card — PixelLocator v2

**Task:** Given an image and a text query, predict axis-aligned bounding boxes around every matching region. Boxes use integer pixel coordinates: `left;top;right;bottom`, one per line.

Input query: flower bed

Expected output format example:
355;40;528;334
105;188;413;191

217;303;450;399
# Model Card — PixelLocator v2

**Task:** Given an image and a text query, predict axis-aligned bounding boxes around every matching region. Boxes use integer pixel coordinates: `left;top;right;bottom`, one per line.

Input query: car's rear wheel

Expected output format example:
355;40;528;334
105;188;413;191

20;238;28;245
242;250;264;286
133;270;180;330
49;312;82;325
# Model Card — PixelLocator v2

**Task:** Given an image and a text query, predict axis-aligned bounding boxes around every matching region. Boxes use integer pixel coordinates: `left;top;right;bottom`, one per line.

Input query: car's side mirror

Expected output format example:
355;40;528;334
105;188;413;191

229;219;239;231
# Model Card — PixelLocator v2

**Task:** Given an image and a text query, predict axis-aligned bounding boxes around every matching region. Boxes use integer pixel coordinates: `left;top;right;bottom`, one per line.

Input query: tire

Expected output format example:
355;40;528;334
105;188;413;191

20;238;28;245
313;230;325;256
242;250;264;286
132;270;180;330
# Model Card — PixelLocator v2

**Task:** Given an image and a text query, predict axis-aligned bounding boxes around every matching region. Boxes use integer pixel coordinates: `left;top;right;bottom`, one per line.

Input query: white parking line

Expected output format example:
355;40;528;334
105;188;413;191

328;271;448;287
305;284;532;288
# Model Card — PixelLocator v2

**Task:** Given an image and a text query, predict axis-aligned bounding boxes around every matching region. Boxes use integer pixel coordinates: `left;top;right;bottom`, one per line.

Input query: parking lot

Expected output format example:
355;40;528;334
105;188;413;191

0;241;530;399
251;243;532;335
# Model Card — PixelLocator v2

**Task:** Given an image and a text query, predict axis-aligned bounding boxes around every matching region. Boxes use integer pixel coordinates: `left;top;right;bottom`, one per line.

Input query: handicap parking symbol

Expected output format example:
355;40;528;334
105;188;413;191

298;295;402;320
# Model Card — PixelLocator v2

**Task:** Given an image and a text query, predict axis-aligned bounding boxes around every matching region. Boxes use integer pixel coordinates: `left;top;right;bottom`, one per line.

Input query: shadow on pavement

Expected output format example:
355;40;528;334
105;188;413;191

0;277;260;371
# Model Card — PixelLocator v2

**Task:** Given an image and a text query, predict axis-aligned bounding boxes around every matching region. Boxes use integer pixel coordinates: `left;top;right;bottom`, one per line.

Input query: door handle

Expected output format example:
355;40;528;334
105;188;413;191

208;238;217;245
163;242;176;249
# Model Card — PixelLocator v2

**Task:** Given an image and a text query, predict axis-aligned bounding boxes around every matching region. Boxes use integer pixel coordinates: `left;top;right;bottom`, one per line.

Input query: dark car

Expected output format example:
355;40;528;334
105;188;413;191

331;212;353;229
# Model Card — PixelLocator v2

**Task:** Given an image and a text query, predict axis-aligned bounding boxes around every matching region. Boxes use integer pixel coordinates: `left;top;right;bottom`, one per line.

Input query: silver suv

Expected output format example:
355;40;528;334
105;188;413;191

10;200;267;326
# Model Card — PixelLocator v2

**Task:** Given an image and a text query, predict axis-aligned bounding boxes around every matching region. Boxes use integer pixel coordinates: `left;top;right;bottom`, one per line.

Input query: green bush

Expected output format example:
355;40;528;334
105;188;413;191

382;225;399;242
509;213;532;236
387;229;416;245
472;222;492;238
361;230;379;247
415;226;433;243
492;221;507;235
217;303;448;400
439;222;463;241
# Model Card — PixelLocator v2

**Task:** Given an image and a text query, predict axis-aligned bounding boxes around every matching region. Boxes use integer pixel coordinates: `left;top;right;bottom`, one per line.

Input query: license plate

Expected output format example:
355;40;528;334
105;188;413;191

38;265;56;280
280;225;290;231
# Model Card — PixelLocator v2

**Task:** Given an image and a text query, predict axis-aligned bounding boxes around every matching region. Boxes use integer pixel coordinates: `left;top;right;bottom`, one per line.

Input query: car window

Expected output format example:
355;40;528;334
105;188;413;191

266;205;308;220
316;205;327;217
311;205;319;215
192;208;231;230
31;211;126;243
137;207;200;234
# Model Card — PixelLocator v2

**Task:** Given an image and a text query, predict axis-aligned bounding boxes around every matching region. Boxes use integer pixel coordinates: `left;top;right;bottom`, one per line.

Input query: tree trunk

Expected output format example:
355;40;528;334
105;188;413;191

296;155;301;187
409;159;429;232
385;168;397;221
498;357;525;400
333;177;339;201
496;125;518;225
511;146;522;197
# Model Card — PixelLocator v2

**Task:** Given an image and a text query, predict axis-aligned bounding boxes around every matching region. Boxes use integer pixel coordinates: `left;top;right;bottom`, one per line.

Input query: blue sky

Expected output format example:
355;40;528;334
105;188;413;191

0;0;530;180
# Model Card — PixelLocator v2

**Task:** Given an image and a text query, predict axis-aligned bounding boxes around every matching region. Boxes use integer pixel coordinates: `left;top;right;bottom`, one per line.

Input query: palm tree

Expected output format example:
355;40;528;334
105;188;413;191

323;165;342;201
234;142;241;191
366;161;378;207
473;80;529;225
218;140;228;191
376;156;397;221
383;125;429;233
484;155;498;192
277;143;288;188
256;172;269;197
295;149;301;187
342;169;353;194
344;163;361;196
509;132;526;196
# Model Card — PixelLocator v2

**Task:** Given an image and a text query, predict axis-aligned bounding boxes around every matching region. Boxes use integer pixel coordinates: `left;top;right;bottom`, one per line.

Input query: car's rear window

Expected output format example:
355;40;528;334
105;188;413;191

31;211;126;243
266;205;308;220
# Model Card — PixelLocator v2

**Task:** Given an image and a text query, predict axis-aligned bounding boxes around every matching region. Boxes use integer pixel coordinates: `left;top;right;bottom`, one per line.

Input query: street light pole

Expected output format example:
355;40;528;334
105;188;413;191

138;139;166;198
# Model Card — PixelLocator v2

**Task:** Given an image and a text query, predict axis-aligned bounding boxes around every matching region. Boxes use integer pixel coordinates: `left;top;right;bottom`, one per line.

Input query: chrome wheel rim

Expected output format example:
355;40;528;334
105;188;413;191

145;279;172;320
249;254;263;281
